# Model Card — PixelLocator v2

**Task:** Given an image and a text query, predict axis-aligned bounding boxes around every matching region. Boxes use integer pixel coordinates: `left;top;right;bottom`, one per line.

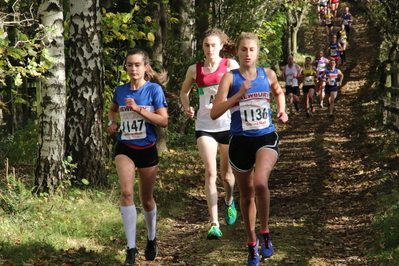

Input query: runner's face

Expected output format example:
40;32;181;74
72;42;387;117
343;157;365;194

126;54;148;81
203;36;222;60
238;39;258;67
305;58;311;65
288;56;294;65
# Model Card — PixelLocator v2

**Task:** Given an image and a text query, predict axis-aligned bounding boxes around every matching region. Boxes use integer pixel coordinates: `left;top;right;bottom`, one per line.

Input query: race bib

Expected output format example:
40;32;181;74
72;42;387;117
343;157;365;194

203;85;218;110
120;109;146;140
317;63;326;72
326;18;331;24
328;77;336;85
286;76;294;86
304;76;313;86
239;98;270;131
330;49;337;56
343;19;349;25
340;37;346;43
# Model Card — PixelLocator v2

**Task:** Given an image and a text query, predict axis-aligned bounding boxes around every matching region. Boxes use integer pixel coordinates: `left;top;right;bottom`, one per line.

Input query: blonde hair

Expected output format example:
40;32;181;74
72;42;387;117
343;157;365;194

235;32;260;49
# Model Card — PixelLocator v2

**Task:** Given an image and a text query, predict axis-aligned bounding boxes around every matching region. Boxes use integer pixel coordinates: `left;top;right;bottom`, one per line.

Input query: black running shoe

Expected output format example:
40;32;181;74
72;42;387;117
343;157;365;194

294;102;300;111
124;247;138;266
145;237;158;261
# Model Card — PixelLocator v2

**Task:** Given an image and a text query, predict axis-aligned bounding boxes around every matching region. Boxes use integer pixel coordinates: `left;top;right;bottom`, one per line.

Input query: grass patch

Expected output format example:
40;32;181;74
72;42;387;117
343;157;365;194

0;144;206;265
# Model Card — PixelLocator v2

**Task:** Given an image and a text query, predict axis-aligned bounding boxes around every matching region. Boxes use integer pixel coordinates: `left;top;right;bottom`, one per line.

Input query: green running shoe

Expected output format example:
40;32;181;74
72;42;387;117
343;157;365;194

207;225;222;240
225;198;237;225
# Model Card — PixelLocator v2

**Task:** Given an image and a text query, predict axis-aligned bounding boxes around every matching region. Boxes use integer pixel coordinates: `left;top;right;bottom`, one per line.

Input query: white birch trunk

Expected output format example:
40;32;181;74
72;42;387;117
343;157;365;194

35;0;66;193
66;0;107;186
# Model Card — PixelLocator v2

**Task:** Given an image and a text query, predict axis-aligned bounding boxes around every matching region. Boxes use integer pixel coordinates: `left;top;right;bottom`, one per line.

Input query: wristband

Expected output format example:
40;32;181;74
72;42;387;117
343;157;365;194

108;120;116;126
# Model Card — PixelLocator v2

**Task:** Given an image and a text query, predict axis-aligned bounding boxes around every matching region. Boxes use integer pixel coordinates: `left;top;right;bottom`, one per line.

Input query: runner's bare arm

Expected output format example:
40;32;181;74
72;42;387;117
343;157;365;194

180;64;196;118
266;68;288;122
211;71;247;120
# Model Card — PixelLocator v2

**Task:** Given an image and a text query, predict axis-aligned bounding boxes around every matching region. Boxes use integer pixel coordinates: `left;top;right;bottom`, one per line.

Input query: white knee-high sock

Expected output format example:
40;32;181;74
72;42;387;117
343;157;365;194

121;205;137;249
143;206;157;241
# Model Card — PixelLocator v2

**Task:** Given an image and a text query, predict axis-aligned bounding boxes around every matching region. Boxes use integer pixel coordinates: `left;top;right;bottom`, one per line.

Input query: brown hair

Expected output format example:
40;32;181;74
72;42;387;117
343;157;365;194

202;28;237;56
235;32;260;49
126;48;168;87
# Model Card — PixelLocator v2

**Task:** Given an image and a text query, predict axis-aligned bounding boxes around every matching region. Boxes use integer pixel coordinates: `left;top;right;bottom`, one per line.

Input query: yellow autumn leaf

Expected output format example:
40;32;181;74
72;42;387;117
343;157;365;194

147;32;155;42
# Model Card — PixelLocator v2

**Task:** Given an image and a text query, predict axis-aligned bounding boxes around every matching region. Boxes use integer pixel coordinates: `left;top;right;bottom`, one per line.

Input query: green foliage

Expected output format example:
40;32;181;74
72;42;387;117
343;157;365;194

210;0;286;67
370;171;399;265
258;10;286;68
0;2;54;87
165;111;196;149
59;155;90;191
0;122;38;167
360;0;399;62
101;2;159;88
0;159;33;214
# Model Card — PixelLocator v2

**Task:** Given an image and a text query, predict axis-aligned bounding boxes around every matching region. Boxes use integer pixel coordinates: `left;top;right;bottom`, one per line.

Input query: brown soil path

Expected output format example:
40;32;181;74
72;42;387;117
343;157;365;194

272;0;382;264
138;1;383;265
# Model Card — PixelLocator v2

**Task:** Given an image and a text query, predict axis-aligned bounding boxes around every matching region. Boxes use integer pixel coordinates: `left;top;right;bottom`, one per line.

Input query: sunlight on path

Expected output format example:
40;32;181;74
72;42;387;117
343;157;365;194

271;0;382;265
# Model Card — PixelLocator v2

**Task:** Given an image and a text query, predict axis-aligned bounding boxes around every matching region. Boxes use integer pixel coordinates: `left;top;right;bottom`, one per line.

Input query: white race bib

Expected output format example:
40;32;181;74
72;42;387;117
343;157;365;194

304;76;313;86
286;76;293;86
317;63;326;72
203;85;218;110
239;99;270;131
330;49;337;56
120;110;147;140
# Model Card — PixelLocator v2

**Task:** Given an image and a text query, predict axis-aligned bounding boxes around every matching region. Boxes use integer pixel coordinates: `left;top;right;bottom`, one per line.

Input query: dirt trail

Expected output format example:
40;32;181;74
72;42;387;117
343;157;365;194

138;1;383;265
273;0;382;264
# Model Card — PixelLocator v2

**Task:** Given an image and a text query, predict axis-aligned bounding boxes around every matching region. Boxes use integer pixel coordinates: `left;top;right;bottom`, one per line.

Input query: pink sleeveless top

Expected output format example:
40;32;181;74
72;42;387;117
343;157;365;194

194;58;231;132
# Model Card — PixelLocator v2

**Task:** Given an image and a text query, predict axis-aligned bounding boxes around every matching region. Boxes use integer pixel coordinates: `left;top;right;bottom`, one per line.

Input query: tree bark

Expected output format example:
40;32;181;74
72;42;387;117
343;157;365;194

66;0;107;187
148;0;168;154
35;0;67;194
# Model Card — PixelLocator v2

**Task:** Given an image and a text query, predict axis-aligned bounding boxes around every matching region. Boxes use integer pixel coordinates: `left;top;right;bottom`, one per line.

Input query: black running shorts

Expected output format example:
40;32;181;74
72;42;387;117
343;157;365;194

114;141;158;168
228;131;280;172
195;130;231;145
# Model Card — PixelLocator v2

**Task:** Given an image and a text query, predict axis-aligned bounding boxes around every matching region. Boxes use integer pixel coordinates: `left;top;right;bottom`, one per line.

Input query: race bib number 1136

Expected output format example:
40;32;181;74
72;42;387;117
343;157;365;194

239;98;270;131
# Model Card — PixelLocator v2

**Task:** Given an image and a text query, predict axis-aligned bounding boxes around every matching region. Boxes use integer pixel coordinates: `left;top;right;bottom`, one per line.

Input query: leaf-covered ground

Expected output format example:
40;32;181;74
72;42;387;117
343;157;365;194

0;1;386;265
145;1;384;265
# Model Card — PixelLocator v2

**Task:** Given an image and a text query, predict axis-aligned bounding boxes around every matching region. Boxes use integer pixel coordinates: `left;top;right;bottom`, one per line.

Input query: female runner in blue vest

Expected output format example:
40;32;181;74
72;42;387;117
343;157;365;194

107;48;168;265
211;32;288;266
321;60;344;118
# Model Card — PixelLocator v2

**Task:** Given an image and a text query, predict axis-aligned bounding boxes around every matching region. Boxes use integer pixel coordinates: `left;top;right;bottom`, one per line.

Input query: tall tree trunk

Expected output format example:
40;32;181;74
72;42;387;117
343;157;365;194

148;0;168;154
292;26;299;55
66;0;107;187
35;0;67;194
195;0;210;51
4;6;19;135
169;0;195;57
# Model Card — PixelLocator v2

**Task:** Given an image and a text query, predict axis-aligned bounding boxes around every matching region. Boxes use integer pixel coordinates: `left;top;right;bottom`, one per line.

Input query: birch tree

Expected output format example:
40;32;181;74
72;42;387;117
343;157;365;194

66;0;107;187
35;0;66;193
